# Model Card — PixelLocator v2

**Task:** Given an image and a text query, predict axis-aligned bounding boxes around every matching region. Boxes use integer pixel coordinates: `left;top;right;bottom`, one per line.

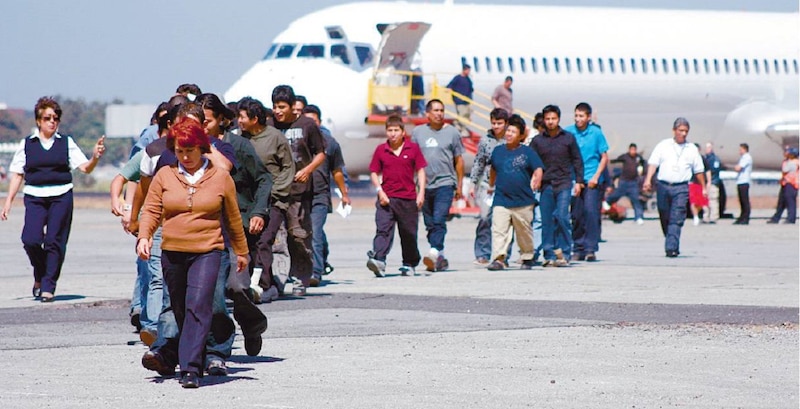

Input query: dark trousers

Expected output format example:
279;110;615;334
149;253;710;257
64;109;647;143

571;186;602;254
162;249;221;376
770;185;787;222
737;183;751;223
372;198;421;267
784;185;798;222
22;191;73;294
256;204;286;290
656;182;689;253
717;181;727;216
422;185;454;252
286;194;314;286
606;179;644;220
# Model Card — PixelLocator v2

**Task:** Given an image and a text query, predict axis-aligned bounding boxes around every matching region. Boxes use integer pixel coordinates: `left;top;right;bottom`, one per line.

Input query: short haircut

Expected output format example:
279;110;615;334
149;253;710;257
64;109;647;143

629;143;637;149
489;108;509;122
507;114;526;135
533;112;544;130
575;102;592;115
462;64;471;70
197;93;235;121
426;98;444;112
740;143;749;151
165;94;190;124
295;95;308;108
271;84;296;105
176;102;205;124
237;97;268;126
385;114;404;130
34;96;61;120
151;102;170;125
505;76;513;82
542;104;561;118
303;104;321;119
167;117;211;154
673;117;690;129
175;83;202;101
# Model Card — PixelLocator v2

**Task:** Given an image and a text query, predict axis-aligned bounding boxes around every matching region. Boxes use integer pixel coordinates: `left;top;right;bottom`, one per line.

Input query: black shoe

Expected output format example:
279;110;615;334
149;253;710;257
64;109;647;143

767;219;779;224
130;312;142;332
244;334;263;356
665;250;679;258
520;260;535;270
585;252;597;262
783;220;796;224
180;372;200;389
142;351;176;376
487;260;505;271
571;253;586;261
32;285;41;299
323;263;334;275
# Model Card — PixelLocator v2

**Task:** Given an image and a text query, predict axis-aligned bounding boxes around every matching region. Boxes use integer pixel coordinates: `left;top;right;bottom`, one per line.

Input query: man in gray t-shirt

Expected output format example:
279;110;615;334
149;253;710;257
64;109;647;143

411;99;464;272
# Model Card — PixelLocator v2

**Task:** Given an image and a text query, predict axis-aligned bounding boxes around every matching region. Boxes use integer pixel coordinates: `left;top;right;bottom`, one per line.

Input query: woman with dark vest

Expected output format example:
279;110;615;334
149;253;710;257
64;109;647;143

1;97;105;302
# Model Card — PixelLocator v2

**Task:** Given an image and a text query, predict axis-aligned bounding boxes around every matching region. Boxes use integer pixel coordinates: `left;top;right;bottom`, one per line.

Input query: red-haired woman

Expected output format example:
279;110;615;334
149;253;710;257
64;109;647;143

1;97;105;302
136;117;248;388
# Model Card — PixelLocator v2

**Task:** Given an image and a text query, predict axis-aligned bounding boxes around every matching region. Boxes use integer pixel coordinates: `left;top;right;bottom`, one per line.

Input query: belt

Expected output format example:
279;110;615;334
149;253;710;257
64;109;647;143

658;180;688;186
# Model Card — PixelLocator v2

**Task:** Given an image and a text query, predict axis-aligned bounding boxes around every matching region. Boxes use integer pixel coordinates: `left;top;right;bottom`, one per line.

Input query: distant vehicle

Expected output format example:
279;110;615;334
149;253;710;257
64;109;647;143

224;1;799;176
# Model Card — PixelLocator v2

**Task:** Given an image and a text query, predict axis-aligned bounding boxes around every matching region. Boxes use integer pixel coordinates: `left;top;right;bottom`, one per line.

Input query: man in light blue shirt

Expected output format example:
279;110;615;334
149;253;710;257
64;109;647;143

733;143;753;225
564;102;608;261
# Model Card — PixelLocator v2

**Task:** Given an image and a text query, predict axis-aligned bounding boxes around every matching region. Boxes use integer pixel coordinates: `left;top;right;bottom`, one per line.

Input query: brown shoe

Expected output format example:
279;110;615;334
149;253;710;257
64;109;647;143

140;329;157;346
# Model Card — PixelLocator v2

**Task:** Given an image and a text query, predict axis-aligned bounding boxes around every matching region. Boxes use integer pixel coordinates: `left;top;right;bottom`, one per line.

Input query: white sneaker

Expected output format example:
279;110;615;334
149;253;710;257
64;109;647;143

693;216;700;226
602;201;611;211
260;286;279;303
636;218;644;225
422;248;439;272
399;265;416;276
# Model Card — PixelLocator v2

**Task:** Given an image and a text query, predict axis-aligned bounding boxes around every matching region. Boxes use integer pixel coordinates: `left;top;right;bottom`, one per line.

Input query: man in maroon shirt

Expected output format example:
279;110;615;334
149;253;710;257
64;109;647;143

366;115;427;277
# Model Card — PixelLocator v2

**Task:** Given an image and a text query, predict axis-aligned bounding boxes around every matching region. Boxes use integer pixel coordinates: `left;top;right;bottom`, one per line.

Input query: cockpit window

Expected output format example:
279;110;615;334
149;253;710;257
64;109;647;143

355;46;373;66
297;44;325;58
262;44;277;60
275;44;296;59
331;44;350;65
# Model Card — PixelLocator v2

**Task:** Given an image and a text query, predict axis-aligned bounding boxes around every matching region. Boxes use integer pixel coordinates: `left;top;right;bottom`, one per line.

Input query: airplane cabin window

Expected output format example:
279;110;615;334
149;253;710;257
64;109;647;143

743;59;750;74
598;58;604;73
703;59;709;74
497;57;504;72
565;58;571;73
520;58;526;73
723;59;729;74
783;59;789;74
276;44;296;59
297;44;324;58
486;57;492;73
587;58;594;73
630;58;636;74
473;57;480;73
576;58;583;73
262;44;278;60
554;58;560;73
543;57;549;73
713;59;719;74
619;58;626;74
763;59;769;74
531;58;538;73
672;59;678;73
774;59;780;74
355;46;373;66
693;59;699;73
330;45;350;65
734;59;740;74
508;57;515;72
753;59;760;74
651;58;657;74
608;58;615;73
662;58;668;74
641;58;647;74
794;59;799;74
683;59;689;74
461;57;467;69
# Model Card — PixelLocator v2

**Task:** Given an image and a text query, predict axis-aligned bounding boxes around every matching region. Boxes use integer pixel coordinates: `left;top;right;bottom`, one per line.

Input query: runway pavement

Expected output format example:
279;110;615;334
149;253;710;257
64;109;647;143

0;205;797;408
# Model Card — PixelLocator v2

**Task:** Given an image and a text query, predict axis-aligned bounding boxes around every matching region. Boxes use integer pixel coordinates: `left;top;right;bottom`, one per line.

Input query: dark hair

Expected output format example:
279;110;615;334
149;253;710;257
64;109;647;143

155;101;171;133
629;143;637;149
175;83;202;97
673;117;690;129
505;76;513;82
426;98;444;112
542;104;561;118
575;102;592;115
176;102;205;124
489;108;509;121
507;114;526;135
198;94;234;120
533;112;544;130
462;64;471;70
151;102;170;125
302;104;322;119
385;114;405;130
34;96;61;121
167;117;211;154
271;84;296;105
237;97;268;126
165;94;190;124
295;95;308;108
740;143;749;151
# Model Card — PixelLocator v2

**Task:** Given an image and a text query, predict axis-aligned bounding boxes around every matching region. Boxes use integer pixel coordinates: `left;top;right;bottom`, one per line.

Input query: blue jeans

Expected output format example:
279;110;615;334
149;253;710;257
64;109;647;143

310;202;330;275
130;257;146;316
422;185;454;252
571;186;602;254
533;191;542;261
656;182;689;253
140;227;163;332
540;185;572;260
473;187;492;260
206;249;235;362
606;179;644;220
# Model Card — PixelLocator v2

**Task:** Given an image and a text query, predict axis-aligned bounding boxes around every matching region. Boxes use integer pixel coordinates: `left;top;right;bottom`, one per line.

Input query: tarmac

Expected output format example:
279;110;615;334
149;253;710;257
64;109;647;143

0;201;797;408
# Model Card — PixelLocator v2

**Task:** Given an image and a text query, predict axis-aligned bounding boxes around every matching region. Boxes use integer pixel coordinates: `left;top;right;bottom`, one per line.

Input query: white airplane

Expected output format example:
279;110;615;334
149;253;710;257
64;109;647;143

224;1;799;175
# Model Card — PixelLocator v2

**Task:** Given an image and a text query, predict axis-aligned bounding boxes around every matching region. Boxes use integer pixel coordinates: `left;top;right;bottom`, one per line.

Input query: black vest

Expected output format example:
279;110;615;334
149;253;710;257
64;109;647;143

23;135;72;186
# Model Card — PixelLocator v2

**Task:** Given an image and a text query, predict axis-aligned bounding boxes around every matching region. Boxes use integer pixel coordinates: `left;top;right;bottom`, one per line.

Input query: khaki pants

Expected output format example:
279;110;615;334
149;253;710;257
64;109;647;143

706;184;719;222
454;104;472;136
491;205;534;261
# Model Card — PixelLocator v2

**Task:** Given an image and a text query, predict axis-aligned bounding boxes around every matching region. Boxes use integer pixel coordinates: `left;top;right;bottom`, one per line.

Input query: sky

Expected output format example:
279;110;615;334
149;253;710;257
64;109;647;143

1;0;796;109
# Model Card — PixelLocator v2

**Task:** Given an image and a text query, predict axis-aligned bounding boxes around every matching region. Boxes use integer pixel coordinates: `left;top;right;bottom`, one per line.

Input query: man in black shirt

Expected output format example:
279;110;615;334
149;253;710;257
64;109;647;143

529;105;584;267
604;143;646;224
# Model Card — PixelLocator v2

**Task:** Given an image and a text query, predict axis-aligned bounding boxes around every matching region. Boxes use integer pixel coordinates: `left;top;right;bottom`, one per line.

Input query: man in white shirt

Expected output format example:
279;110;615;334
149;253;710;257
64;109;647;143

643;118;707;258
733;143;753;225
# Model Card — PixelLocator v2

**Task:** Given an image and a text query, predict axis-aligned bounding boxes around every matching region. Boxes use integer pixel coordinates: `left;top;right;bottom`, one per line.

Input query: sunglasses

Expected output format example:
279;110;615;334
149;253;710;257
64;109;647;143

41;116;60;122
